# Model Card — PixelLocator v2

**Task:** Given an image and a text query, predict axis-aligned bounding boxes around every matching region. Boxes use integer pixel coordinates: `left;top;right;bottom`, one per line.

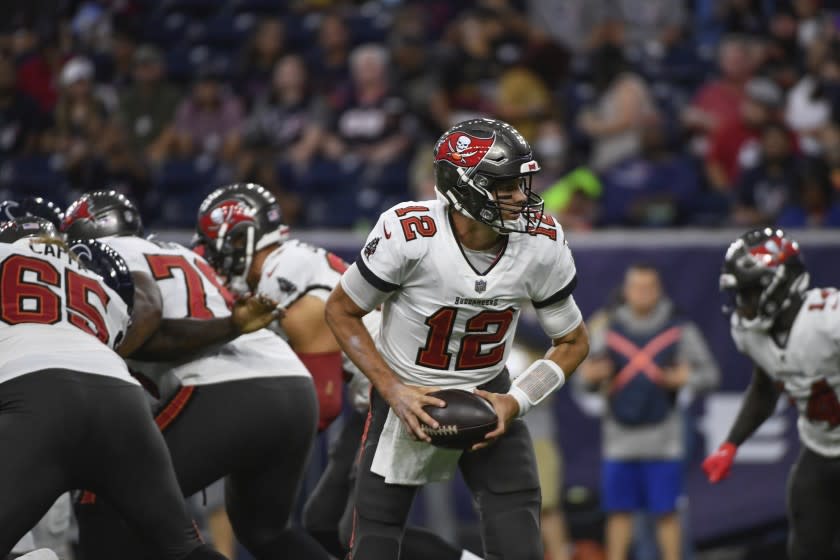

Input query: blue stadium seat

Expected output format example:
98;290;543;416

165;49;197;83
156;189;208;227
195;14;252;48
162;0;220;18
6;155;69;205
231;0;286;15
155;156;220;196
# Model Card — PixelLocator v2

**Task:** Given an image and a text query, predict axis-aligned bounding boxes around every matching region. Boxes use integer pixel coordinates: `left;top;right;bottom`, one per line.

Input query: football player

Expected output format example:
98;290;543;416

61;191;330;560
325;118;590;560
0;218;226;560
0;197;65;229
703;228;840;560
1;199;74;560
195;183;481;560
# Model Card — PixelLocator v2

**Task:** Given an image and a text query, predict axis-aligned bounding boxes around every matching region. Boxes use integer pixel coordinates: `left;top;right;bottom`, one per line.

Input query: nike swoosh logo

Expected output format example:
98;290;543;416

383;224;391;239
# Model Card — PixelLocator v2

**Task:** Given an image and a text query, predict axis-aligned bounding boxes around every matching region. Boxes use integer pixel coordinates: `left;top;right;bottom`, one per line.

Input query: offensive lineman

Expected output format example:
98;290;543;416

61;191;330;560
194;183;482;560
326;118;590;560
702;228;840;559
0;218;227;560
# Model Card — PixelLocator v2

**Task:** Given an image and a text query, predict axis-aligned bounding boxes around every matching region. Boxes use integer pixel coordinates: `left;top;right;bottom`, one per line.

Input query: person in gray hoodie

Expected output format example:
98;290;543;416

579;263;719;560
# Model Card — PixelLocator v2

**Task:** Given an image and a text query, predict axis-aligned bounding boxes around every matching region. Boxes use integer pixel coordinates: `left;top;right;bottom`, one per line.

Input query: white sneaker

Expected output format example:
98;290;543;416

16;549;59;560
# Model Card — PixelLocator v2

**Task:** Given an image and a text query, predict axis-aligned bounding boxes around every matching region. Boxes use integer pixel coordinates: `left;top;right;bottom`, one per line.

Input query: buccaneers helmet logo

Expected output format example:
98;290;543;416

435;132;495;168
198;200;255;240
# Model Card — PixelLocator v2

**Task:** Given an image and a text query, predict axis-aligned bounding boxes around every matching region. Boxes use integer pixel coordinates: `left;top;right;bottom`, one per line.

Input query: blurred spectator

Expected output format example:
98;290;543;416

118;45;181;164
495;61;553;142
609;0;687;58
0;54;47;159
683;35;757;138
820;124;840;192
239;54;324;223
600;119;701;227
440;10;505;122
577;44;658;172
388;7;449;138
12;27;65;112
776;161;836;228
46;56;111;190
322;43;413;209
732;122;804;226
579;264;719;560
307;12;351;96
705;76;787;190
103;24;138;89
541;167;602;231
97;122;151;204
238;18;285;103
533;120;570;185
525;0;612;53
172;66;243;161
717;0;770;36
785;38;832;156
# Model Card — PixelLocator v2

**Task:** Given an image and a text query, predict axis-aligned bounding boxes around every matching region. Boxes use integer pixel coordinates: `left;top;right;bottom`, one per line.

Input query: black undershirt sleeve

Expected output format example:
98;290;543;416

726;366;782;446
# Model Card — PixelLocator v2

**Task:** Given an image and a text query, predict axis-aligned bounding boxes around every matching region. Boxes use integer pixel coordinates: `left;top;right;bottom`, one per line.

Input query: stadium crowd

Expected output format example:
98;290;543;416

1;0;840;230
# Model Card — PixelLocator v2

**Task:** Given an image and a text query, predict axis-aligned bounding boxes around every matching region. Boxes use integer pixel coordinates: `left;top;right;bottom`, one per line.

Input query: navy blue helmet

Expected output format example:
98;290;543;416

0;216;59;244
68;239;135;313
0;197;65;228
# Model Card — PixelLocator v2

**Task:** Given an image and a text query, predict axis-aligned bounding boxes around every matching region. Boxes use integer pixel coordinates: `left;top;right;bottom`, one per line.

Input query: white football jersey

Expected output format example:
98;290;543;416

255;238;381;377
0;239;134;385
346;200;577;388
102;236;310;386
731;287;840;457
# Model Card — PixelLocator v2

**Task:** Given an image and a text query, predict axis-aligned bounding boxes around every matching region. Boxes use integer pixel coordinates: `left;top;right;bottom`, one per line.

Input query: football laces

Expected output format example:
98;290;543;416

422;424;458;436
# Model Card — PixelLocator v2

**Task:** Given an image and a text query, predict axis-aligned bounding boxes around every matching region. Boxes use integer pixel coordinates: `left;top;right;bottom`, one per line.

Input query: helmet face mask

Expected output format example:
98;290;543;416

720;228;808;331
434;119;544;234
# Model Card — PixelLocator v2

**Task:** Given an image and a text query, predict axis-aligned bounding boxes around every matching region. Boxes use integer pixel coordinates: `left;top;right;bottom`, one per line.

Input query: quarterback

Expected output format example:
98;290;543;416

326;118;590;560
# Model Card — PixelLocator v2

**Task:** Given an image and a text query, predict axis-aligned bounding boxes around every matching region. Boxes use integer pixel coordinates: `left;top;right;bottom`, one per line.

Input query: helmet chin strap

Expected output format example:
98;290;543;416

435;186;522;235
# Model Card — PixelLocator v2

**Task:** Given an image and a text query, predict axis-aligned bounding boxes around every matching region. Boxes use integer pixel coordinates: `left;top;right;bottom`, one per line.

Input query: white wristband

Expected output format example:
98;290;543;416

507;359;565;417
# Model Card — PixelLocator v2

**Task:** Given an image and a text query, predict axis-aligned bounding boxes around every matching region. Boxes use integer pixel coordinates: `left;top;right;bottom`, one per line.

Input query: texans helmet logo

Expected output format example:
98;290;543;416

435;132;496;168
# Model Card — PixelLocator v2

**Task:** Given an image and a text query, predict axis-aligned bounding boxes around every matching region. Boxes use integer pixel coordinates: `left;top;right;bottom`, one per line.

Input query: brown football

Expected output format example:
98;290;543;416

421;389;498;449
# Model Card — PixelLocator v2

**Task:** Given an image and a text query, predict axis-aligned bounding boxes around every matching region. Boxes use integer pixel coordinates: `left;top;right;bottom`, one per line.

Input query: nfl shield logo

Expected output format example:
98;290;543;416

474;279;487;293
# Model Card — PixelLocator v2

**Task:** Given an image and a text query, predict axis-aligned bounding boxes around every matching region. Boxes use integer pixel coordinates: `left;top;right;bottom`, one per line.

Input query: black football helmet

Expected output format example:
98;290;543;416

68;238;135;314
0;196;65;228
720;228;809;330
433;118;544;234
195;183;288;292
61;191;143;240
0;216;60;243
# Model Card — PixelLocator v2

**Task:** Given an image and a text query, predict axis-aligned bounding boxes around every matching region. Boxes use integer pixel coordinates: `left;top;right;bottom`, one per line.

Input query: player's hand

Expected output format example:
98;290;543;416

661;363;690;390
232;294;284;334
382;382;446;442
470;390;519;451
702;442;737;483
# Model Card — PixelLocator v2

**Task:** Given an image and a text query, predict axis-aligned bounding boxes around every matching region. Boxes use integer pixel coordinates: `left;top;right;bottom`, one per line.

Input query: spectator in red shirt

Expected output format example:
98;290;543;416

706;77;786;191
683;35;757;138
